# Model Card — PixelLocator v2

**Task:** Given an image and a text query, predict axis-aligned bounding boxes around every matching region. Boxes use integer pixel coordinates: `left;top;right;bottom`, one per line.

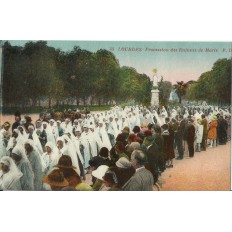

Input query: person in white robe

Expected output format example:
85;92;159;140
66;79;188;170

62;118;73;132
49;119;59;141
41;141;60;175
27;125;43;155
112;116;122;137
24;139;43;190
0;156;22;190
6;129;26;157
17;125;28;141
80;125;98;169
195;119;203;152
42;122;56;146
0;132;7;159
95;120;112;151
12;146;34;190
62;134;80;175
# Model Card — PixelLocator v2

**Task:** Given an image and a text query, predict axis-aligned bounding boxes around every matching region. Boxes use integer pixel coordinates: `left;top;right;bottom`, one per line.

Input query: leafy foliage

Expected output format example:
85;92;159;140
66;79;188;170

186;58;231;104
2;41;152;109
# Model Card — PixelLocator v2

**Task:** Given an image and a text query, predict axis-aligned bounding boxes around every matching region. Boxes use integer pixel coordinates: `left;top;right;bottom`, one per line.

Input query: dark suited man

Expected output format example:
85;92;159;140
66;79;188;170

175;115;185;160
186;119;195;157
122;150;154;191
201;114;208;151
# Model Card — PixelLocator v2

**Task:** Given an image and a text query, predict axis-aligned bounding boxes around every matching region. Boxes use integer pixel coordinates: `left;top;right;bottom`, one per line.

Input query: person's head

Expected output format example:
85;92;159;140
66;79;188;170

55;155;81;183
49;119;54;126
18;126;24;134
201;114;206;119
131;150;146;169
57;138;64;149
12;147;23;163
56;120;61;127
65;118;70;125
0;158;10;173
116;157;131;169
102;170;118;187
116;133;126;143
43;169;69;191
55;155;80;183
144;130;152;137
3;122;11;131
12;130;18;139
24;140;34;154
89;157;101;171
99;147;109;159
45;142;53;154
14;111;21;122
63;135;70;145
127;142;140;153
147;123;154;130
98;121;104;128
197;118;202;124
83;125;89;133
115;141;126;154
25;116;32;123
132;126;140;134
75;129;82;137
73;119;78;125
127;133;137;143
188;119;194;125
35;121;42;128
28;126;34;134
42;122;47;129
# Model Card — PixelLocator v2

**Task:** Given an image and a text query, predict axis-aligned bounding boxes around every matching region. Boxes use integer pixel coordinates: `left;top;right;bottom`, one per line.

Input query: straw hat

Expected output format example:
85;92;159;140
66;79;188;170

92;165;109;180
43;169;69;187
54;155;76;169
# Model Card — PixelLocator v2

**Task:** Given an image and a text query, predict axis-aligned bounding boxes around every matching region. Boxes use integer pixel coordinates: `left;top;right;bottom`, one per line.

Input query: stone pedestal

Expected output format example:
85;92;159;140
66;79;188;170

151;89;160;107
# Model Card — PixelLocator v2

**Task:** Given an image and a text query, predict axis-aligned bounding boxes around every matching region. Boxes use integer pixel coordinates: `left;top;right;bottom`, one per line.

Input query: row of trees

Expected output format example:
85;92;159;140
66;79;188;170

186;58;231;104
2;41;153;108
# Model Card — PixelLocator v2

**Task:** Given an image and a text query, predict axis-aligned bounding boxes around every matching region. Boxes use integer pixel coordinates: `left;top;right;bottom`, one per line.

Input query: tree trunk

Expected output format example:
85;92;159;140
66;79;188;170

179;96;182;104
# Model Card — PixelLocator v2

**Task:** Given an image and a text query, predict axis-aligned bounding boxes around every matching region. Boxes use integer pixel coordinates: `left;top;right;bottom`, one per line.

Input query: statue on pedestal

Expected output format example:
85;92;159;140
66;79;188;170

151;68;160;107
152;68;161;88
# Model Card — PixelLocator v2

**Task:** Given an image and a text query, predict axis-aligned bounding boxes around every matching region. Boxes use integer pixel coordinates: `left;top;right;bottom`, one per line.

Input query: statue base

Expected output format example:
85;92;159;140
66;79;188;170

151;89;160;107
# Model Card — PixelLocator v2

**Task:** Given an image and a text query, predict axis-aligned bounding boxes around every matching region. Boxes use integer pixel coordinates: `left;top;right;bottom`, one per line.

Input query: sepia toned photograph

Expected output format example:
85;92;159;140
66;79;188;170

0;40;231;191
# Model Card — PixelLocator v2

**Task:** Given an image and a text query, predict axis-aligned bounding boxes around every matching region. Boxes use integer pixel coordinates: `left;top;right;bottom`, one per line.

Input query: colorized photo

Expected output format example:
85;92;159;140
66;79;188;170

0;40;231;191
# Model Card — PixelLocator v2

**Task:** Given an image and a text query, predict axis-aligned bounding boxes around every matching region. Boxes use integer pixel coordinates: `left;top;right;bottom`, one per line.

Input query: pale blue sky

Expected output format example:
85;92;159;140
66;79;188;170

8;40;232;84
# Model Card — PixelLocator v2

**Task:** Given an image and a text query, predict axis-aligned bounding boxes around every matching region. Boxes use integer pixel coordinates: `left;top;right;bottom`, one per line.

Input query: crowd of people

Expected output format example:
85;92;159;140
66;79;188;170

0;104;231;191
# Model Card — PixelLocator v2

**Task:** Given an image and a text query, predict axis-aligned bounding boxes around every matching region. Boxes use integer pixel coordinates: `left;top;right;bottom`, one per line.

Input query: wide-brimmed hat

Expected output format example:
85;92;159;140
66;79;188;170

92;165;109;180
116;157;131;169
54;155;76;169
43;169;69;187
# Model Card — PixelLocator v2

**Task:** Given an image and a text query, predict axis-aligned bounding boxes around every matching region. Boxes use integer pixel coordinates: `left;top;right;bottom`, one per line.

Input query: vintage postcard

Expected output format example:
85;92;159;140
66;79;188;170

0;40;231;191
